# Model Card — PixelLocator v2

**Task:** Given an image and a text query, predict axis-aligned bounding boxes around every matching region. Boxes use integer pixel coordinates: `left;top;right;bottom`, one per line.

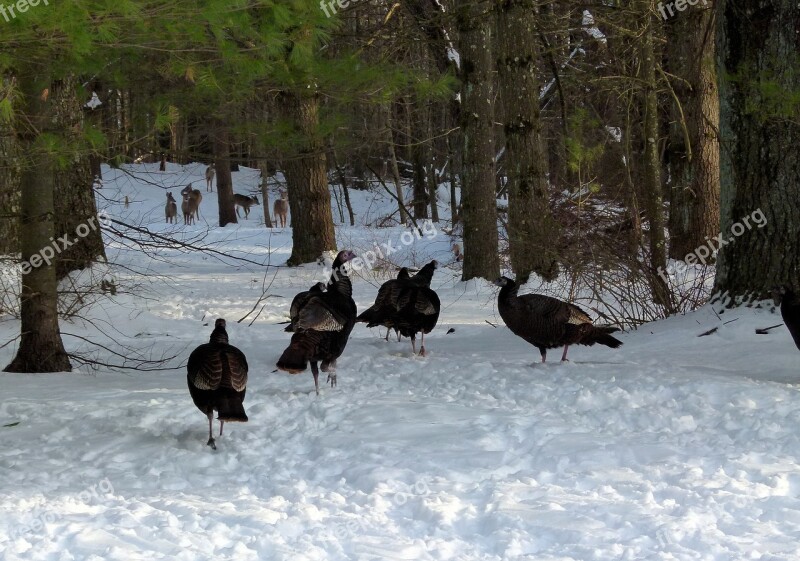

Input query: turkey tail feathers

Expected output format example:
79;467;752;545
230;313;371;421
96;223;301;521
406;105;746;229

587;326;623;349
217;397;248;422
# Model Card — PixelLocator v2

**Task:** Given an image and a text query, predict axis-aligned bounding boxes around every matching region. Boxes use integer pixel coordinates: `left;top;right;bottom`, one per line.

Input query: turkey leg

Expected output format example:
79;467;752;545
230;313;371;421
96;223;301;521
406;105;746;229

207;412;217;450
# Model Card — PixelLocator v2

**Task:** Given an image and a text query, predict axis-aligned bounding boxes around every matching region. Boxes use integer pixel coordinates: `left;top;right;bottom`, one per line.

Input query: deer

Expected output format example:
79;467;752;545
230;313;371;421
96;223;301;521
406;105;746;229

273;191;289;228
234;194;260;220
165;192;178;223
181;184;202;223
205;164;215;192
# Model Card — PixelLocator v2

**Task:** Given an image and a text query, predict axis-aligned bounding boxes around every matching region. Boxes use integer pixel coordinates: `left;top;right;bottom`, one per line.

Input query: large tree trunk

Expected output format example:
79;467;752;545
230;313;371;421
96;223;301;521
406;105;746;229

457;0;500;282
495;0;560;283
213;120;238;227
0;77;20;256
713;0;800;302
666;1;720;260
283;93;337;265
638;0;672;312
5;76;71;373
51;77;106;280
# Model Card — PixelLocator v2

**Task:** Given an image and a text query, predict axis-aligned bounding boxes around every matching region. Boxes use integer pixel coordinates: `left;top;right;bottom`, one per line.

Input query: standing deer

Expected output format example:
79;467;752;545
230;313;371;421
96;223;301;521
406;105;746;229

166;192;178;223
273;191;289;228
234;194;260;220
205;164;215;192
181;184;202;223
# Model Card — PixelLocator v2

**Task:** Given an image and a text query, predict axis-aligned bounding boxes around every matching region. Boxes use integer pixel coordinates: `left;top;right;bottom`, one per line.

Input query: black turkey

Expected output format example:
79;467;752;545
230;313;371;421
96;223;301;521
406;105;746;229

187;318;248;450
277;250;358;394
392;264;440;356
358;260;440;356
357;267;410;341
774;285;800;351
285;282;326;332
494;276;622;362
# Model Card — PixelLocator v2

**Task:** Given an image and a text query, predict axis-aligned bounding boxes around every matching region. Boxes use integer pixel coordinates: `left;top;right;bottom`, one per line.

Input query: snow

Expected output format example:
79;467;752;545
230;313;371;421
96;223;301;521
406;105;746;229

85;92;102;110
1;163;800;560
582;10;607;44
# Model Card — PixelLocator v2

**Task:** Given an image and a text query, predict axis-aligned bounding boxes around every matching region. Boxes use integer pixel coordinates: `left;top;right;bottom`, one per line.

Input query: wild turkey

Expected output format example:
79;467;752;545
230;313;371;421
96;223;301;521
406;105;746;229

494;276;622;362
358;260;440;356
285;282;326;332
277;250;358;394
774;285;800;350
187;319;248;450
357;267;410;340
393;262;440;356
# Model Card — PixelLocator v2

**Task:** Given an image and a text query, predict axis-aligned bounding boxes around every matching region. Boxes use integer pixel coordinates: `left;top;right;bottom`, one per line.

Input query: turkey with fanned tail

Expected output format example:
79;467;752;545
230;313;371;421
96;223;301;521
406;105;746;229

493;276;622;363
187;319;248;450
277;250;358;394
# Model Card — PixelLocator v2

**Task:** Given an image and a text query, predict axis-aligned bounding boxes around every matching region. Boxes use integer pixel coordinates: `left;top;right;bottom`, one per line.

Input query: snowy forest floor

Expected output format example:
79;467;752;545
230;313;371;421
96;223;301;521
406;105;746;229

1;163;799;560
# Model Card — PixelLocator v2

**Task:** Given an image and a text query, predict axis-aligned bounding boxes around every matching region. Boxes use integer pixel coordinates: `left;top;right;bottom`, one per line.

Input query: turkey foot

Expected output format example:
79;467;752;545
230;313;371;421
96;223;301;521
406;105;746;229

327;373;337;388
207;437;217;450
418;346;426;357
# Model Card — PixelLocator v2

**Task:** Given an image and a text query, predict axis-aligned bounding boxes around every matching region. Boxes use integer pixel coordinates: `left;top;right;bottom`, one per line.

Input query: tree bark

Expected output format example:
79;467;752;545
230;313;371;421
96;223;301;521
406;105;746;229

666;1;720;260
638;0;672;311
282;92;337;265
0;77;20;255
258;162;273;228
213;121;238;227
713;0;800;302
5;76;71;373
457;0;500;282
384;104;409;226
495;0;560;283
51;77;106;280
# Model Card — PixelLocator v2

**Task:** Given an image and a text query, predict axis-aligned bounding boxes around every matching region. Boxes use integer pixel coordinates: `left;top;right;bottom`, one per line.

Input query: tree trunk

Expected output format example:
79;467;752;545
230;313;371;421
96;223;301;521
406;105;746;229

457;0;500;282
666;1;720;260
51;77;106;281
282;93;337;265
384;105;409;226
713;0;800;302
5;76;71;373
258;162;273;228
213;121;238;227
638;0;672;311
495;0;560;283
0;77;20;255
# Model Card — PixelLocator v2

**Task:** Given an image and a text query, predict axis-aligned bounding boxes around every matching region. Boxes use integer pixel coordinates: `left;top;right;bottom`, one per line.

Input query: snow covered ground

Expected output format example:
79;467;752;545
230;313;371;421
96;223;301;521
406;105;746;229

1;163;799;560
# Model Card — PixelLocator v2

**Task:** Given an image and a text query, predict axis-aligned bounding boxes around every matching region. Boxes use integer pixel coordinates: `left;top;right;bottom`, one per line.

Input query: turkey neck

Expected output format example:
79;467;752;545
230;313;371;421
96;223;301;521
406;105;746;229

210;327;229;345
497;280;519;304
411;263;436;287
328;257;353;298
